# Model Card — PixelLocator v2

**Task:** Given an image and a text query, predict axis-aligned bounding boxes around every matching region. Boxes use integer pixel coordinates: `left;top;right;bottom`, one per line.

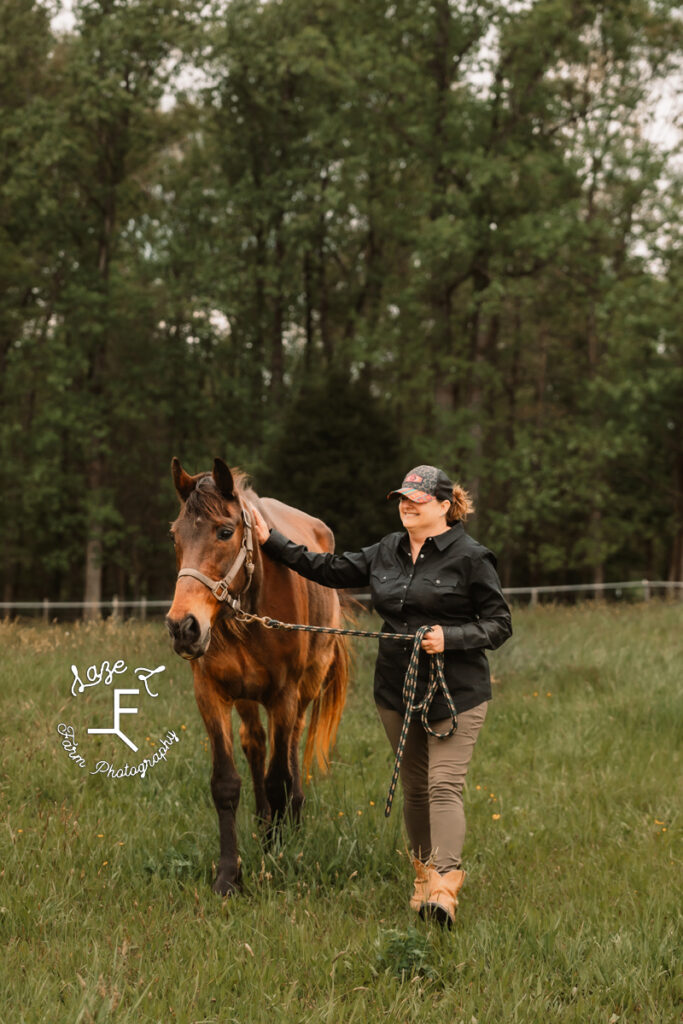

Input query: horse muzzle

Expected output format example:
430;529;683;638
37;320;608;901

166;613;211;660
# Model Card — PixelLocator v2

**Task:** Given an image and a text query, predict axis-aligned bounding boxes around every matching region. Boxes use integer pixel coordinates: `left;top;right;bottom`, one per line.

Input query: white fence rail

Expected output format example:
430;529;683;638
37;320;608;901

0;596;169;621
504;579;682;604
0;580;681;621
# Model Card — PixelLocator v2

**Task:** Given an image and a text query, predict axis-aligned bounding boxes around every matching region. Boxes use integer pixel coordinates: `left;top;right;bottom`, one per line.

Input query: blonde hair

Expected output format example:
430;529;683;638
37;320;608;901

446;483;474;523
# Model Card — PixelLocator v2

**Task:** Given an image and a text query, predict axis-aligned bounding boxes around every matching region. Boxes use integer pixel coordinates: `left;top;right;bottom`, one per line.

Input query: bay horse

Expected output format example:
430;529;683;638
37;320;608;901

166;457;349;895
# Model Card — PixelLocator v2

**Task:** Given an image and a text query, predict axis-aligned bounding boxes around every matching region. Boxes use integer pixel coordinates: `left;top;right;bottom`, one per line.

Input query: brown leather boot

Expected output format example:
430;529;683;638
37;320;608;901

422;867;466;927
409;858;431;912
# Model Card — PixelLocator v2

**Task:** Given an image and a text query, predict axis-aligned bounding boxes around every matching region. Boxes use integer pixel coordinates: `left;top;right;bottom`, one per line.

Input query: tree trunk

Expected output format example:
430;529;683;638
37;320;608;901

2;569;14;620
82;177;115;616
303;250;314;370
467;275;496;512
317;173;332;365
586;304;605;584
590;505;605;591
668;450;683;587
535;329;548;429
270;213;284;400
83;453;104;620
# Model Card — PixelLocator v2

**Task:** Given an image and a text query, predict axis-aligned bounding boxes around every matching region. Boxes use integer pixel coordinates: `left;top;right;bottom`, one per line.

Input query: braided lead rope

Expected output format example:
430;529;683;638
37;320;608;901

230;606;457;816
230;602;414;641
383;625;457;817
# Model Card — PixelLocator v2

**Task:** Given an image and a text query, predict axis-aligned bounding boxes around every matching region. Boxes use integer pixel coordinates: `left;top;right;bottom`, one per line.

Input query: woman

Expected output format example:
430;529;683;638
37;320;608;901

250;464;512;926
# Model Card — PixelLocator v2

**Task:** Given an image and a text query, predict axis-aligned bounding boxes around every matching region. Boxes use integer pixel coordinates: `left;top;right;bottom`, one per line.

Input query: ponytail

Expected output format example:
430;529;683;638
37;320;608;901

446;483;474;523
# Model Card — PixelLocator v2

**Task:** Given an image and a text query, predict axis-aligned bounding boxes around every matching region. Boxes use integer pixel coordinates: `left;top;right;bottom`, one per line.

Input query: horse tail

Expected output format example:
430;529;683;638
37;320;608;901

304;633;350;775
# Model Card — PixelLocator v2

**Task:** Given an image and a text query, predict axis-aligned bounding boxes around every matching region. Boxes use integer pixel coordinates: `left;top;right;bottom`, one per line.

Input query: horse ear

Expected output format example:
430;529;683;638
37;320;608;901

171;458;197;502
213;458;235;500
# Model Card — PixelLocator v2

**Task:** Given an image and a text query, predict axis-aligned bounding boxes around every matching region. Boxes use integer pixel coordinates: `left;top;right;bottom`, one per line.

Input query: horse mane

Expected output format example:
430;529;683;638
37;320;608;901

184;469;250;520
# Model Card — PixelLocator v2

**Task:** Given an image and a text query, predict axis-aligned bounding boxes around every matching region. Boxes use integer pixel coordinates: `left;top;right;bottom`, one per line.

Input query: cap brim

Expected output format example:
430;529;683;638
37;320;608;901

387;487;434;503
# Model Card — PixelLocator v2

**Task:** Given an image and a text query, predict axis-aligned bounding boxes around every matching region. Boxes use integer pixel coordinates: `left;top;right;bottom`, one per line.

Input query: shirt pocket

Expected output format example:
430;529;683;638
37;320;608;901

370;569;404;616
421;574;471;618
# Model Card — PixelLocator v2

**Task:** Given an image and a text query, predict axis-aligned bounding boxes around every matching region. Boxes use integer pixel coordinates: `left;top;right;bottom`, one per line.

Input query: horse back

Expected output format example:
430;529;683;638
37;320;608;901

243;489;341;635
250;493;335;554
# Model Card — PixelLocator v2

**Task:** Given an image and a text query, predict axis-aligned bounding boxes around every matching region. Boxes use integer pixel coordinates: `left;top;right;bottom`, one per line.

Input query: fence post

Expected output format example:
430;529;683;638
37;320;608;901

111;594;120;621
43;597;49;623
140;596;147;623
530;587;538;607
642;579;650;602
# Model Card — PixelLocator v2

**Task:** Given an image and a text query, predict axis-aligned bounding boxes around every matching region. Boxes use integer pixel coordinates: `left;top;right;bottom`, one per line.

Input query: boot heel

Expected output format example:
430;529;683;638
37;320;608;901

424;868;466;927
410;857;431;913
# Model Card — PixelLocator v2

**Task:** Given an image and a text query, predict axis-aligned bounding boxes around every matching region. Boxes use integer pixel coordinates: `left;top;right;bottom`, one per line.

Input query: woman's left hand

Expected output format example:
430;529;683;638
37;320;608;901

421;625;445;654
246;503;270;545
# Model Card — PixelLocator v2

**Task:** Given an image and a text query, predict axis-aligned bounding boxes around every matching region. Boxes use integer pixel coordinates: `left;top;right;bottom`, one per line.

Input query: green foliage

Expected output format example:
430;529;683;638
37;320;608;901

262;371;404;549
0;0;681;601
374;927;438;982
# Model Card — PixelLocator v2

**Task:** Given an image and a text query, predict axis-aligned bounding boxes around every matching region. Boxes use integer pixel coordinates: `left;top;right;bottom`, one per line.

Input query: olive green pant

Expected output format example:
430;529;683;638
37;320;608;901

377;701;488;873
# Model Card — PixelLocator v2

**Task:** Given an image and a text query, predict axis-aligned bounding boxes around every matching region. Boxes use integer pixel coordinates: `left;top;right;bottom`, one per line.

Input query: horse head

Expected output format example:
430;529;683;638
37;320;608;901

166;457;256;659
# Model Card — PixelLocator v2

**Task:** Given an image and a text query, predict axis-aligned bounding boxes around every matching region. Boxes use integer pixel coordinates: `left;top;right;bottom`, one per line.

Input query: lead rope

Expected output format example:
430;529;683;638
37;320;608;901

228;604;457;816
383;625;457;816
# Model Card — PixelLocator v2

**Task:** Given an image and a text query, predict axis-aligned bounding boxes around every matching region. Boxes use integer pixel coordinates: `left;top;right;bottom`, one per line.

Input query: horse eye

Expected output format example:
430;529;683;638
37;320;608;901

217;526;234;541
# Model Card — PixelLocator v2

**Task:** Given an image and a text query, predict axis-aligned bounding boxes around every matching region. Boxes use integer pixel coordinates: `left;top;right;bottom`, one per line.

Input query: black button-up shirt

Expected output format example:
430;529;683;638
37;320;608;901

262;523;512;720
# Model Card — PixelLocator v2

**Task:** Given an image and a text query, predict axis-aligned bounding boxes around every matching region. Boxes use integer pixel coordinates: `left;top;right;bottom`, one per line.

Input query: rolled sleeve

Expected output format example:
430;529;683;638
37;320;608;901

262;529;376;589
442;553;512;651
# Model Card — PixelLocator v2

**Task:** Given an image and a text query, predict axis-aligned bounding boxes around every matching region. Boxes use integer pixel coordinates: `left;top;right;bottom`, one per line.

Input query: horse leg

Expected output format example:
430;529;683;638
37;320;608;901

195;683;242;896
287;701;309;823
265;689;299;826
235;699;270;824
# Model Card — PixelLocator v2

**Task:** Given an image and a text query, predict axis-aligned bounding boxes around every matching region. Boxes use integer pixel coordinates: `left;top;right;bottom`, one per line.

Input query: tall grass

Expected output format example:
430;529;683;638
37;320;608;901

1;603;680;1023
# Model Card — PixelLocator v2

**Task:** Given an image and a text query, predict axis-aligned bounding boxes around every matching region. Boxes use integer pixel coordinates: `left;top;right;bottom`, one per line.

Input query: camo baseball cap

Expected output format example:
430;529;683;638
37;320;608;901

388;465;454;503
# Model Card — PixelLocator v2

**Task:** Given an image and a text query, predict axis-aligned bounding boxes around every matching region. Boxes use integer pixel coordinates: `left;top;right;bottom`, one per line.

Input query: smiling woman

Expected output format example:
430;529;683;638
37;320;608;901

250;463;512;927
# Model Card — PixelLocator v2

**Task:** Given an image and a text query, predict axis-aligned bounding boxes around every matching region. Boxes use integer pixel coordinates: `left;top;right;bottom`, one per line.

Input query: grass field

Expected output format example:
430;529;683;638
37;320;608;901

1;603;681;1023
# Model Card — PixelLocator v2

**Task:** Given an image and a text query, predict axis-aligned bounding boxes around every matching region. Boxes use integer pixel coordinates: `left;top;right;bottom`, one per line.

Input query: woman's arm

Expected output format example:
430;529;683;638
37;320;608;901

442;553;512;651
250;505;376;590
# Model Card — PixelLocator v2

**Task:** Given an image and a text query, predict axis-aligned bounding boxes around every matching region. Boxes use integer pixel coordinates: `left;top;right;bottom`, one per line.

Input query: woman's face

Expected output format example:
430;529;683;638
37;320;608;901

398;495;450;534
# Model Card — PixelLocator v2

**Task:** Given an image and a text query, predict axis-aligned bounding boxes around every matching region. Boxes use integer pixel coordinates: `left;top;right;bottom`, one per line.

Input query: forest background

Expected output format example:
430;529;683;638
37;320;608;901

1;0;681;610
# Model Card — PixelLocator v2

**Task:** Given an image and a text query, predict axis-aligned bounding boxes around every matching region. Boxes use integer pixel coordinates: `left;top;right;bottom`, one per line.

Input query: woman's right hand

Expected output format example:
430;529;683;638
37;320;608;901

247;504;271;545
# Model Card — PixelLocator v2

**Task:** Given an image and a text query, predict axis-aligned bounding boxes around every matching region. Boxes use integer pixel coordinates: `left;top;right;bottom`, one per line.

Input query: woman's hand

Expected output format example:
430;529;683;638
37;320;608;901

421;625;445;654
246;504;270;545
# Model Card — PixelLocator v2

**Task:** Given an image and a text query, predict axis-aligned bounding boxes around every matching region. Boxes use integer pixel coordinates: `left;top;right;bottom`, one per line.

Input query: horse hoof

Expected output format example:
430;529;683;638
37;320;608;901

212;876;239;897
212;862;242;896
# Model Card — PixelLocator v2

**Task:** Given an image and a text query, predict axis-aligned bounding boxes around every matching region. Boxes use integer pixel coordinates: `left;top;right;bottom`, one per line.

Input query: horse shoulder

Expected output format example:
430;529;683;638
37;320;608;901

256;496;334;553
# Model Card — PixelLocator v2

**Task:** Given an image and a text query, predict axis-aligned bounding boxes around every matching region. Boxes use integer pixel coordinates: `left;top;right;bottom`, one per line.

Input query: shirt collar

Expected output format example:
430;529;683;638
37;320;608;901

397;522;464;553
432;522;464;549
